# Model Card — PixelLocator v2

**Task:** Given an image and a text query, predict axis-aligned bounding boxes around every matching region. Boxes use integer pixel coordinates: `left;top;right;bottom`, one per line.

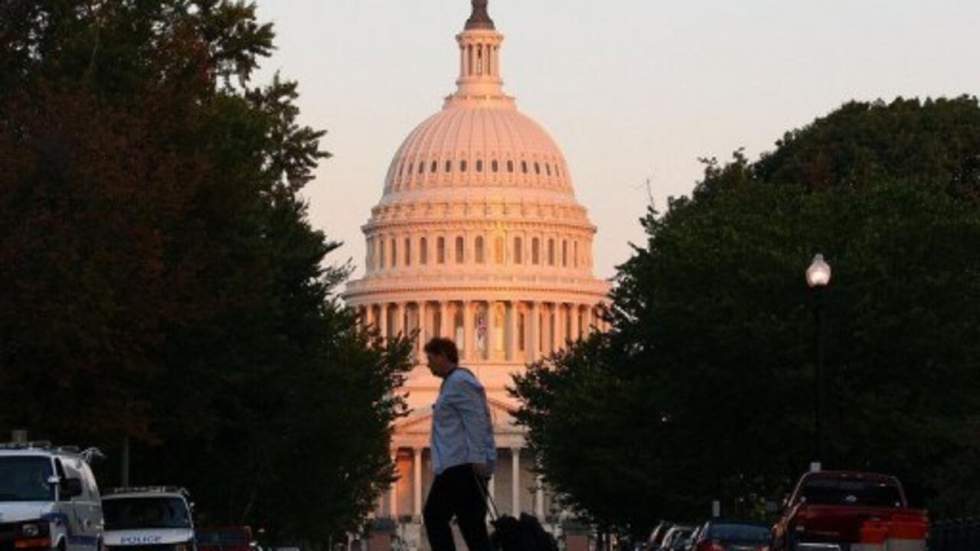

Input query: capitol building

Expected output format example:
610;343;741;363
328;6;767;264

344;0;609;544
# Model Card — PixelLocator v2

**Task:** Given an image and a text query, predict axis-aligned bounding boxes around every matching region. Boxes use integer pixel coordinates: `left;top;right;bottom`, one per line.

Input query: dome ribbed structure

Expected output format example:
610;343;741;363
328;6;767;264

344;0;608;446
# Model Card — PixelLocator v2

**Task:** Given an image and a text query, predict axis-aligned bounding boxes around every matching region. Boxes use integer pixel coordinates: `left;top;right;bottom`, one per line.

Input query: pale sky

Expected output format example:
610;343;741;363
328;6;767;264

253;0;980;280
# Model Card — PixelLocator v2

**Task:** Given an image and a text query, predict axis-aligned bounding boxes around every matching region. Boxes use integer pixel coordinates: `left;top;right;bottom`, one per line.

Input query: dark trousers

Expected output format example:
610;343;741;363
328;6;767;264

423;464;492;551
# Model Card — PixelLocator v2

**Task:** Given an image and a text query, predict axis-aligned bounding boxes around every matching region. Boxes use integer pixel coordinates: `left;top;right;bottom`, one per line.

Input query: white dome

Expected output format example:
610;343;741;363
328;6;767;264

384;103;574;196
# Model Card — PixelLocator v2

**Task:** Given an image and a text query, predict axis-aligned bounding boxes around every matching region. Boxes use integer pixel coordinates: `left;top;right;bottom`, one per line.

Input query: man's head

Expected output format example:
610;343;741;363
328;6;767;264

424;337;459;378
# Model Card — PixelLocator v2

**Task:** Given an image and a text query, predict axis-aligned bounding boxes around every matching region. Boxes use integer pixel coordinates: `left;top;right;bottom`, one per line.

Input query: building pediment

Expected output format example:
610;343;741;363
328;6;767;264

393;397;524;438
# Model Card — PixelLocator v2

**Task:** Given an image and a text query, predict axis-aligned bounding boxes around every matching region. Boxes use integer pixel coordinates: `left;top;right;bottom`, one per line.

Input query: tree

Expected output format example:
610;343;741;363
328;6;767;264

0;0;412;542
513;97;980;534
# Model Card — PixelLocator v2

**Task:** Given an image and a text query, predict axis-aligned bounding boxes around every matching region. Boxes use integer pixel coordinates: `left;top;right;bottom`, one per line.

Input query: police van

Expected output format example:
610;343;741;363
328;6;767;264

101;488;194;551
0;441;106;551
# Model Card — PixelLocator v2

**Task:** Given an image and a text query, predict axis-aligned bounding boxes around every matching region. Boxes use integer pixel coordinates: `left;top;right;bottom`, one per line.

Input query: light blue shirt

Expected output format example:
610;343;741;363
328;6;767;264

430;367;497;475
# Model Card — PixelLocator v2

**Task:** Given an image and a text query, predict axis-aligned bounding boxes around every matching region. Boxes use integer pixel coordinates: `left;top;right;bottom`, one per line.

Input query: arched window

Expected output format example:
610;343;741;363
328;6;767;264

521;161;528;174
460;160;467;172
390;238;398;268
513;237;523;264
455;236;465;263
492;160;499;172
507;160;514;172
437;237;446;264
494;237;505;264
548;239;555;266
562;240;568;267
445;160;452;172
534;162;541;175
476;160;483;172
379;239;386;269
546;164;551;176
574;241;579;268
531;238;540;265
408;163;414;175
420;237;428;265
430;161;437;173
475;236;485;264
405;237;412;267
418;162;424;174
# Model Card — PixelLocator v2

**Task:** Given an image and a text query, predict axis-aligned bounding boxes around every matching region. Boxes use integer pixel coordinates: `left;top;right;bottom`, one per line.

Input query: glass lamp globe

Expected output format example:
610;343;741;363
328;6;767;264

806;254;832;288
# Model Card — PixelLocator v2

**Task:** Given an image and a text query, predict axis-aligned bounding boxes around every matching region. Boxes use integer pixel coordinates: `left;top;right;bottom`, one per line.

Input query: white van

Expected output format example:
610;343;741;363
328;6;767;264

0;442;105;551
101;488;194;551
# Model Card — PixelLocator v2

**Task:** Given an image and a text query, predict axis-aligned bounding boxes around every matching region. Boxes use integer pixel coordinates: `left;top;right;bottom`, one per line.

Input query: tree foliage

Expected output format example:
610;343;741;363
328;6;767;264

0;0;412;543
513;97;980;534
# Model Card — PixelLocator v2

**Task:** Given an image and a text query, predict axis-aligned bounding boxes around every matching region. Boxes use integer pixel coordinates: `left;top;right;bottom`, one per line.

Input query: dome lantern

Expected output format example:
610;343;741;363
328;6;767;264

452;0;507;104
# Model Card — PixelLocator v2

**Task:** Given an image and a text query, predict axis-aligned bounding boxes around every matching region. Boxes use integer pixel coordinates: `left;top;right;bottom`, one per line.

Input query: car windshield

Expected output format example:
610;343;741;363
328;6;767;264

0;456;55;502
800;478;903;507
103;497;192;529
706;523;770;542
197;530;250;545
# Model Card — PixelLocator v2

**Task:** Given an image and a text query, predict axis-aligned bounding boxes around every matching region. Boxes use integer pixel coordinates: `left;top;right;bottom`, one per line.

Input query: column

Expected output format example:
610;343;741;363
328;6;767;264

573;305;582;342
551;304;561;354
463;301;474;362
379;303;389;340
487;474;496;522
535;475;545;519
413;448;423;519
416;303;426;356
440;301;452;340
506;301;518;361
524;302;541;362
395;302;406;337
389;451;398;518
511;448;521;516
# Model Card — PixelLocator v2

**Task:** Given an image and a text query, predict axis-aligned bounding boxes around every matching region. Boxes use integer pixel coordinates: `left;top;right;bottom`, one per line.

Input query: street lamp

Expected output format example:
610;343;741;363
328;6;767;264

806;254;831;288
806;254;831;469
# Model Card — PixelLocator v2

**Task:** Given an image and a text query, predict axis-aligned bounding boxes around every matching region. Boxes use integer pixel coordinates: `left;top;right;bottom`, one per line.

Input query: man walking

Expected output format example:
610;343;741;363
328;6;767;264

422;337;496;551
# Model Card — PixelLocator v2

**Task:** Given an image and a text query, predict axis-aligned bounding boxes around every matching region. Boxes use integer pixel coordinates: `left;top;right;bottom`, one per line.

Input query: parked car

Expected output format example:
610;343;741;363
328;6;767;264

0;441;105;551
659;526;694;551
689;520;770;551
770;470;928;551
195;526;253;551
681;525;702;551
102;487;195;551
645;522;672;551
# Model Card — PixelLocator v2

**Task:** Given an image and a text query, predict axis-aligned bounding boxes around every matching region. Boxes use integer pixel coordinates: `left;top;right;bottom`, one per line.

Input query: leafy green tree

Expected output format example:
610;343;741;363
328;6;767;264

513;97;980;534
0;0;411;542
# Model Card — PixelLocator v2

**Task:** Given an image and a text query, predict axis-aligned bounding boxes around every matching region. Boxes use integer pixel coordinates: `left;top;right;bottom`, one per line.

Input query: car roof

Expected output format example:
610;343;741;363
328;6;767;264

802;471;897;482
103;492;187;500
0;450;54;457
705;520;770;527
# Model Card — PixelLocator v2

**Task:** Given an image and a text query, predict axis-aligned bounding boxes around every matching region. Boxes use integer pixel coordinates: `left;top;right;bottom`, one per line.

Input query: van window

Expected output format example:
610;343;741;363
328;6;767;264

0;456;55;501
103;497;192;530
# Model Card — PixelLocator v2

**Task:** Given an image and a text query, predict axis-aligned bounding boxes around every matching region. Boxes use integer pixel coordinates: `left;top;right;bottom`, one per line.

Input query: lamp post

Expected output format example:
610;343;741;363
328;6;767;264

806;254;831;469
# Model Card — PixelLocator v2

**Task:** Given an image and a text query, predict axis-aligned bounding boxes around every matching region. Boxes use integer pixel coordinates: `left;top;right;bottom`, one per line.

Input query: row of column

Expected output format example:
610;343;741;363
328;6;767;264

384;447;544;520
356;300;606;362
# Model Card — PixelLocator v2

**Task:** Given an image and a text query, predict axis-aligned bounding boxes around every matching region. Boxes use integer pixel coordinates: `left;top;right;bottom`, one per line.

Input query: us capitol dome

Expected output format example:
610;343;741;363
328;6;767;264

344;0;609;533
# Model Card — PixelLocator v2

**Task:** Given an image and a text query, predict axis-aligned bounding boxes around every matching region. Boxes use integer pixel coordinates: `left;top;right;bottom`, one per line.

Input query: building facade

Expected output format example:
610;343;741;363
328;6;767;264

343;1;608;546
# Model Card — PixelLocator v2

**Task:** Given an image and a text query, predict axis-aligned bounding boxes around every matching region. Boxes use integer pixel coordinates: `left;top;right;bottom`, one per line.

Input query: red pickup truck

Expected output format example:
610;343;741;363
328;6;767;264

770;471;928;551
